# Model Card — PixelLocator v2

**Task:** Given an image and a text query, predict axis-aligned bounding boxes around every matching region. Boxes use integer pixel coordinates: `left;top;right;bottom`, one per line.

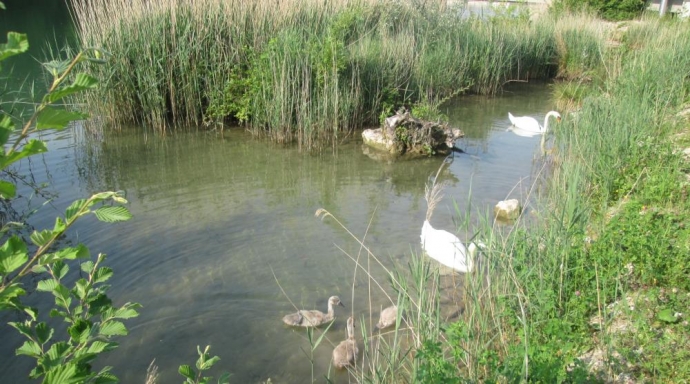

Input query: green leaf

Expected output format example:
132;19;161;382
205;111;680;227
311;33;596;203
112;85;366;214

37;279;59;292
218;372;232;384
86;341;116;354
24;306;37;321
0;139;48;168
99;320;128;336
81;261;94;273
0;114;14;145
47;73;98;103
111;302;142;319
73;278;89;300
65;199;89;221
54;244;90;260
36;322;54;344
42;59;70;79
0;286;25;312
657;308;680;323
45;341;71;364
50;309;69;319
68;318;91;343
8;320;34;339
43;362;86;384
29;365;45;379
0;235;28;274
36;107;88;130
53;261;69;280
42;282;71;306
53;216;66;233
87;293;112;316
199;356;221;370
93;370;119;384
179;365;196;381
93;206;132;223
16;340;42;357
30;229;54;247
0;32;29;62
93;267;113;284
0;284;26;300
0;179;16;199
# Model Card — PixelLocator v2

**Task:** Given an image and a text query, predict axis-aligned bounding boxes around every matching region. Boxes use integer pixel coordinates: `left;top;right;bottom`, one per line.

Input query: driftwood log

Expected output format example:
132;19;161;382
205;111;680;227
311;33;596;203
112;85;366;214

362;109;463;159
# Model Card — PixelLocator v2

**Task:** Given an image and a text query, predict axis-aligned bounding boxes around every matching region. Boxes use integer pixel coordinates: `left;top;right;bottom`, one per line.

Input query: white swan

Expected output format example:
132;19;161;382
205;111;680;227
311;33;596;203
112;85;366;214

420;220;480;273
508;111;561;137
420;172;484;274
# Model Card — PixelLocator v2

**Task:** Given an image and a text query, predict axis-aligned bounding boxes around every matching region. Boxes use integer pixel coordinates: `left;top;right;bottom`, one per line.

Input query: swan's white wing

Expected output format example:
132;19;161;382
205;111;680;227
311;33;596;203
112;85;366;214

508;113;542;133
421;222;470;271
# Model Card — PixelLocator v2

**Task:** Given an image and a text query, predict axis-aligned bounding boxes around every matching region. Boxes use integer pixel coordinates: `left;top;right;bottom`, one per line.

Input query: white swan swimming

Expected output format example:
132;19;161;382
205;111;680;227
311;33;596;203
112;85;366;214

420;220;481;273
420;171;484;274
508;111;561;137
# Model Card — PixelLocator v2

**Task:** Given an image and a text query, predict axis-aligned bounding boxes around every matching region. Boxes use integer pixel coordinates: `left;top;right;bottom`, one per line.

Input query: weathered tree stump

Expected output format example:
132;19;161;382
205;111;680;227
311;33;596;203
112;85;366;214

362;109;463;159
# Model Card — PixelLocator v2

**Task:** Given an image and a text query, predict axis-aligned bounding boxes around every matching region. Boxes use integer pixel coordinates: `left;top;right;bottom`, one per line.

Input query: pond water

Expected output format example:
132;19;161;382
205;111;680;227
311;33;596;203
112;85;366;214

0;2;557;382
0;82;555;383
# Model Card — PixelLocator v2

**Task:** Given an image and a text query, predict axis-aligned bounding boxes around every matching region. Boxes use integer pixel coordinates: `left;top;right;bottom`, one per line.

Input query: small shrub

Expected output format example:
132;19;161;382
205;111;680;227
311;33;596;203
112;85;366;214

551;0;646;20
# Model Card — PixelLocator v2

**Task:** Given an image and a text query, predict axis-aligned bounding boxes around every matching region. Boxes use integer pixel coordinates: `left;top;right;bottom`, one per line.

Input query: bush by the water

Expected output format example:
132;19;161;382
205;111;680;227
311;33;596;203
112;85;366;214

552;0;646;20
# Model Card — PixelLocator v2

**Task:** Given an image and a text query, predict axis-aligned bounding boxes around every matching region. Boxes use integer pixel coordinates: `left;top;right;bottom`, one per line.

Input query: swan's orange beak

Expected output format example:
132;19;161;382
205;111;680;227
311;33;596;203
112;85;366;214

557;116;562;122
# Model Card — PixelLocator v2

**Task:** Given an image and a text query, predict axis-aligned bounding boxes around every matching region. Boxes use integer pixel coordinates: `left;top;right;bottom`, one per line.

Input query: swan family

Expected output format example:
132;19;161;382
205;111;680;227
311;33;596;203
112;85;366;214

282;297;402;369
281;112;559;371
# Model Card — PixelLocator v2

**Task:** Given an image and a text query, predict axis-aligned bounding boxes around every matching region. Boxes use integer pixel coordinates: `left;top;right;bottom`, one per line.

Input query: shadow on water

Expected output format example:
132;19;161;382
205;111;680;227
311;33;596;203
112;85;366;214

0;82;557;383
0;0;76;95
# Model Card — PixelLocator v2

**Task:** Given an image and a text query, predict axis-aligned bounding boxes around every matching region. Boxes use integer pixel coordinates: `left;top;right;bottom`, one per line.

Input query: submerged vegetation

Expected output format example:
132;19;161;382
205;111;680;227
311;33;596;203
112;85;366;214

71;0;607;150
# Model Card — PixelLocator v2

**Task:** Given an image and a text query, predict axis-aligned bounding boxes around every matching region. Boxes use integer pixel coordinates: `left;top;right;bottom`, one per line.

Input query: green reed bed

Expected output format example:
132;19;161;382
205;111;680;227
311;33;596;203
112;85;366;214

70;0;602;149
462;18;690;382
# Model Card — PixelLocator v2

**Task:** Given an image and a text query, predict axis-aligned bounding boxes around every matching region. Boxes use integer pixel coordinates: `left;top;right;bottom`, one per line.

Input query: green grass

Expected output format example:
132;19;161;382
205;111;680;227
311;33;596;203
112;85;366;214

467;16;690;383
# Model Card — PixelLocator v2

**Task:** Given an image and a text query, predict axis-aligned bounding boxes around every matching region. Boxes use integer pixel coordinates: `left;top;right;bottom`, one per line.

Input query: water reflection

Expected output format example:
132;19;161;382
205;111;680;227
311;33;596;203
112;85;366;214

0;84;555;383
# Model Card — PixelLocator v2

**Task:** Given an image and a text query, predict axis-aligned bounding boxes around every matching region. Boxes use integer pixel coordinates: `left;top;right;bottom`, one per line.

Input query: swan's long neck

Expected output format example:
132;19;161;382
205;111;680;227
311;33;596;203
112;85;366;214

326;302;334;319
543;111;559;133
346;319;355;340
543;114;551;133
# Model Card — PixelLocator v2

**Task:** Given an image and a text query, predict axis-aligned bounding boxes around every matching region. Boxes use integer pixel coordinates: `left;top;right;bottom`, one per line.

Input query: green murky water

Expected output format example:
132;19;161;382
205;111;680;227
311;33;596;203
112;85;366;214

0;84;554;383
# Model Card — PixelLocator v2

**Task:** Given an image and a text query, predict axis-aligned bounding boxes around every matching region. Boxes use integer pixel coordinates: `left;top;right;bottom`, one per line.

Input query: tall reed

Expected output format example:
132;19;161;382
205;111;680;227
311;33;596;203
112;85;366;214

71;0;575;148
